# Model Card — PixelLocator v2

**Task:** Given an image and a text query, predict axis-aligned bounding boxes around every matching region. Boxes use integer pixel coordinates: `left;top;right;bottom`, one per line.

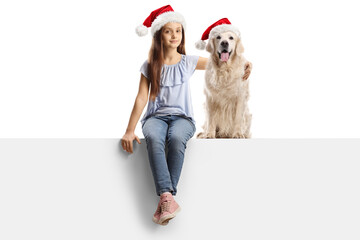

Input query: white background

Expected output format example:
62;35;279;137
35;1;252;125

1;0;360;138
1;2;360;238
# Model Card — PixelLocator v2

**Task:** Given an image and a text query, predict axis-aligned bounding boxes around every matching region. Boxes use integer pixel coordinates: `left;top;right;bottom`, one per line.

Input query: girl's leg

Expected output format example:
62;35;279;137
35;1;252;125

166;116;195;195
142;116;174;196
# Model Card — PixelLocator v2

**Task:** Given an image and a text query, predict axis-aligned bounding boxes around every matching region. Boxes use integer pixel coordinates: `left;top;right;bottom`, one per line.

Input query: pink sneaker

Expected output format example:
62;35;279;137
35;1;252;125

158;193;181;225
152;201;168;225
152;201;162;224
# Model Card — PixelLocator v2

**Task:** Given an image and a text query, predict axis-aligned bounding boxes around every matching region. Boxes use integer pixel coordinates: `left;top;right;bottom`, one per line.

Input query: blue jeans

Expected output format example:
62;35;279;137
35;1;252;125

142;115;195;196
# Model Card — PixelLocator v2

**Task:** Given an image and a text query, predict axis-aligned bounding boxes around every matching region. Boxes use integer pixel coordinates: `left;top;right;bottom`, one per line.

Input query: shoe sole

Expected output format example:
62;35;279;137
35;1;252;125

152;216;168;225
158;206;181;225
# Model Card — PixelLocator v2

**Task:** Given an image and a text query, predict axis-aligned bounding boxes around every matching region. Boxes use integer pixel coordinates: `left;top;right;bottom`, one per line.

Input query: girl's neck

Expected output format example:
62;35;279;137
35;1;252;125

163;47;181;65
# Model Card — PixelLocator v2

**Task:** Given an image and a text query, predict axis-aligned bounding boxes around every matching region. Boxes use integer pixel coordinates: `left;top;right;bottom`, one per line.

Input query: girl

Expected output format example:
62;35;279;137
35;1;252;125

121;5;251;225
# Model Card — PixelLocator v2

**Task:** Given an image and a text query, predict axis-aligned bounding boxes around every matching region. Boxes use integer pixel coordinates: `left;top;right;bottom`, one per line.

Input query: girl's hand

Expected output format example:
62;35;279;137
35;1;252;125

243;62;252;81
121;131;141;154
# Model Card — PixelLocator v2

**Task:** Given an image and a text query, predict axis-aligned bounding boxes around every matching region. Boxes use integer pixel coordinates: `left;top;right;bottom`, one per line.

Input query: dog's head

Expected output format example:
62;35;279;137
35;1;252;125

206;31;244;63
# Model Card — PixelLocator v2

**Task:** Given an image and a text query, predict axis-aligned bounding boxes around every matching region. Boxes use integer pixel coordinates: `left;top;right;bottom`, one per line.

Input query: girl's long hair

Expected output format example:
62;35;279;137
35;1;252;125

147;26;186;101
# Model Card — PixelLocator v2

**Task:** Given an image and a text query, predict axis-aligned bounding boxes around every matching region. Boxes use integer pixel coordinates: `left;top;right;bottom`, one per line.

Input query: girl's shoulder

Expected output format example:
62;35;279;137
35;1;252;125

140;59;149;68
183;54;199;61
178;55;199;73
163;54;199;72
182;55;200;69
140;60;149;78
165;54;198;71
160;55;199;86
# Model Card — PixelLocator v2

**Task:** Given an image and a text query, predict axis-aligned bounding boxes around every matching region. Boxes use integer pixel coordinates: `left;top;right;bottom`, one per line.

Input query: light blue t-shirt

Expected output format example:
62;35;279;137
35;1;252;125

140;54;199;126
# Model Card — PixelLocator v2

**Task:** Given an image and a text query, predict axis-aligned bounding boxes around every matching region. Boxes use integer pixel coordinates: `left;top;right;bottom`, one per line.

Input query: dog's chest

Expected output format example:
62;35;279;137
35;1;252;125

206;69;242;92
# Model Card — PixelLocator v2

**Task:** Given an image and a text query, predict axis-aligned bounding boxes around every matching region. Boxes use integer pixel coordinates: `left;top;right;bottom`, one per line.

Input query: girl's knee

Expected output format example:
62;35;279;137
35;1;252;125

167;134;187;149
145;135;163;145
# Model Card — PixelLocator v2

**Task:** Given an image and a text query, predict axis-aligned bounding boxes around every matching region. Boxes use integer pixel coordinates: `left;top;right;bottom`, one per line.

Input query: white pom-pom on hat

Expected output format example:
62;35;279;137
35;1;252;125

135;25;148;37
195;40;206;50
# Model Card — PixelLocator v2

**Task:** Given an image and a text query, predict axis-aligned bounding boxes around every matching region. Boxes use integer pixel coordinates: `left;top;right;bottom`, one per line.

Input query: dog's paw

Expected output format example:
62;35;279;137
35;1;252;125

243;133;251;139
232;132;246;138
197;132;206;138
197;132;216;139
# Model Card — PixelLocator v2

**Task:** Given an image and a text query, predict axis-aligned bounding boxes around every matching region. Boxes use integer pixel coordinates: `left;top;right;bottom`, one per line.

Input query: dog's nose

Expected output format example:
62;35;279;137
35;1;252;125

221;41;229;47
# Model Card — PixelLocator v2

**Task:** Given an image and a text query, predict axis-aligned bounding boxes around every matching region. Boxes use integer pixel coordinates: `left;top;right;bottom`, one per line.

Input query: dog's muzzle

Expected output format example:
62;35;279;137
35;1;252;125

218;41;231;62
218;50;232;62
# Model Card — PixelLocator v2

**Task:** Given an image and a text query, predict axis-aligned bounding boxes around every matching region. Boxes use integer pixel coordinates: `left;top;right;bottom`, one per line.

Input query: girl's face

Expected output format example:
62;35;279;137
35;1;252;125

161;22;183;49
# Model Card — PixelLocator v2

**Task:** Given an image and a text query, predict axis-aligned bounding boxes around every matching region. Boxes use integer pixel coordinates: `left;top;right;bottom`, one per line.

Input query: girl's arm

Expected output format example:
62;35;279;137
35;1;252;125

195;56;252;81
195;57;208;70
121;74;150;153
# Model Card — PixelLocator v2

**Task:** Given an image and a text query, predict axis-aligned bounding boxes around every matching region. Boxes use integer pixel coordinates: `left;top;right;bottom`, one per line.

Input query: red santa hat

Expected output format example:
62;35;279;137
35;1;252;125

135;5;186;37
195;18;241;50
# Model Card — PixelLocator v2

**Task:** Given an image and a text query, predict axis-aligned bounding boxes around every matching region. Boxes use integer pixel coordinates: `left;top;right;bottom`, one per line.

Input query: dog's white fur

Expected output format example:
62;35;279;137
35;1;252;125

198;31;251;138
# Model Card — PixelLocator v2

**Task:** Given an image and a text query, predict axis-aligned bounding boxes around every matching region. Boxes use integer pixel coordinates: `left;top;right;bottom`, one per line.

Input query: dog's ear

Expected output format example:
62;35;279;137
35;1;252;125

206;38;214;53
235;38;244;56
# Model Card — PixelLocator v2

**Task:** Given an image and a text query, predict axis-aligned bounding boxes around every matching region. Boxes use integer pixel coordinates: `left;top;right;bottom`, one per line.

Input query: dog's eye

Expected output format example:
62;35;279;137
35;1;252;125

216;36;221;40
229;36;234;40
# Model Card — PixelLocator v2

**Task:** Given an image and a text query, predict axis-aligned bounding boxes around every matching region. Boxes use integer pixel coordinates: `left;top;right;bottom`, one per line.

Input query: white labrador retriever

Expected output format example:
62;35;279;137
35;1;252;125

198;31;252;138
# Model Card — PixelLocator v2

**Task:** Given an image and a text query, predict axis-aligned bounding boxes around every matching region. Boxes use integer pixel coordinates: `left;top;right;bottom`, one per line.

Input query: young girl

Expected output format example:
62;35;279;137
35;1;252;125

121;5;251;225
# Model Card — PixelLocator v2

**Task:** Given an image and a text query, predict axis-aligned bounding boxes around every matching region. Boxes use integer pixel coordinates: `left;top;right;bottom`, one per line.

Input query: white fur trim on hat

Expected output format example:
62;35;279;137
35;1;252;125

135;24;148;37
150;11;186;36
209;24;241;40
195;40;206;50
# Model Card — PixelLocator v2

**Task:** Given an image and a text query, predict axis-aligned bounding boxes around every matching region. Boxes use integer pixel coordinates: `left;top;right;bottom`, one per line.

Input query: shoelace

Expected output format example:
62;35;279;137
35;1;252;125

161;200;171;212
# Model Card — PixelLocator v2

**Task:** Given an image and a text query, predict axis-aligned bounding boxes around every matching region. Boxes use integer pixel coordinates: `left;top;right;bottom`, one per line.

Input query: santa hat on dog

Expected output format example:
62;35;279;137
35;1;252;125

135;5;186;37
195;18;241;50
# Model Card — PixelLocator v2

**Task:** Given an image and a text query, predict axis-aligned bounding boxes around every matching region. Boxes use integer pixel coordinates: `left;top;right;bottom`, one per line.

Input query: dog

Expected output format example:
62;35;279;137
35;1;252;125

197;31;252;139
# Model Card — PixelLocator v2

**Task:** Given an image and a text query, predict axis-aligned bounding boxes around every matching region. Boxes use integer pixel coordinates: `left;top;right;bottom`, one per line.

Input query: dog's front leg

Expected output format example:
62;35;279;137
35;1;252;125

205;115;217;138
197;105;217;138
233;106;252;139
243;111;252;138
197;119;217;138
232;101;246;138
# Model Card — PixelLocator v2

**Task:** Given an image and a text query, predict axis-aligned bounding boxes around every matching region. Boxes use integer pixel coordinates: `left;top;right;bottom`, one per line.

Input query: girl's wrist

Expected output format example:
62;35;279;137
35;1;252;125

125;128;135;135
